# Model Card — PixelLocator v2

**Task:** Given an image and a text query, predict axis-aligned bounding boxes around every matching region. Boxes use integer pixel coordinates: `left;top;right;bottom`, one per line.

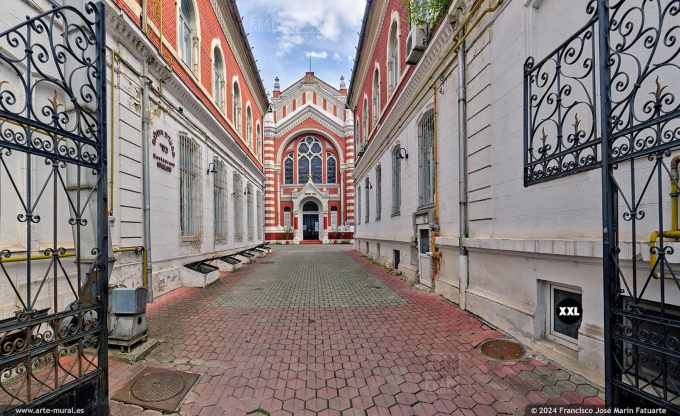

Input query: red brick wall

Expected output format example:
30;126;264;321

354;0;413;148
114;0;264;166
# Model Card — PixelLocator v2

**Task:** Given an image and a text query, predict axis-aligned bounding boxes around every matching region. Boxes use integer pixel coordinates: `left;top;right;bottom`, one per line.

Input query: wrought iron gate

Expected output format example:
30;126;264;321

525;0;680;409
0;2;108;414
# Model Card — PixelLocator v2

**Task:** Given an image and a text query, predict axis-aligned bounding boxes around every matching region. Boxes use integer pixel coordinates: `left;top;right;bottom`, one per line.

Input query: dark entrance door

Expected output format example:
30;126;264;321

303;214;319;240
302;201;320;240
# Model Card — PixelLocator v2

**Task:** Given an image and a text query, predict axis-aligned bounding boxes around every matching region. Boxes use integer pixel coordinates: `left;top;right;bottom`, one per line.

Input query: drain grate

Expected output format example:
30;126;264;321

112;367;199;412
479;339;525;360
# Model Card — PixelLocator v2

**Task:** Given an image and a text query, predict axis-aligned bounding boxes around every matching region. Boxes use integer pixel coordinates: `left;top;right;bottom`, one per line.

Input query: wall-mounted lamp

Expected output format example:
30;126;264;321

366;180;373;190
207;162;217;174
396;148;408;160
244;188;252;195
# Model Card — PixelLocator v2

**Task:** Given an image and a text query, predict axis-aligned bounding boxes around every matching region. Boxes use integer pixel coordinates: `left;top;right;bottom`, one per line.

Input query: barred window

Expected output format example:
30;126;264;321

327;153;336;183
284;154;294;184
365;177;370;223
362;98;368;141
256;123;262;160
233;173;243;242
357;186;361;225
418;110;435;206
247;183;254;241
214;160;228;241
392;145;401;215
256;190;263;240
180;133;202;240
375;164;381;221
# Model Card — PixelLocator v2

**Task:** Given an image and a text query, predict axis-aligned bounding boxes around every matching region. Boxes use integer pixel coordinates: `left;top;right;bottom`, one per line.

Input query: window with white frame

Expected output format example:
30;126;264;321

213;159;228;241
233;81;242;133
180;133;202;240
257;190;263;240
392;145;401;215
178;0;197;70
547;283;583;348
233;173;243;242
283;207;291;227
418;110;435;206
387;20;399;95
365;177;370;223
372;67;380;123
375;164;381;221
246;105;253;147
212;47;224;108
247;183;254;241
331;206;338;227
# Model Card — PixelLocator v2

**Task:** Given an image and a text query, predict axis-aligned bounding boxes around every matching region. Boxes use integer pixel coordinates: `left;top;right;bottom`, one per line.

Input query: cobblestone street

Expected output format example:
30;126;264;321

110;246;604;416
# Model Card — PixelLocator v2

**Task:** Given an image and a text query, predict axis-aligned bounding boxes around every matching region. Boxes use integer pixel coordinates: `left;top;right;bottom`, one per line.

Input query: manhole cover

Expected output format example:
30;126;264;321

112;367;200;412
131;372;185;402
479;339;525;360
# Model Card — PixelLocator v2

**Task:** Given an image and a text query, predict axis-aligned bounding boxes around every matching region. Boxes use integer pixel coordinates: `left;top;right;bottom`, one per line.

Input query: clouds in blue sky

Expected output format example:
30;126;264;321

235;0;365;95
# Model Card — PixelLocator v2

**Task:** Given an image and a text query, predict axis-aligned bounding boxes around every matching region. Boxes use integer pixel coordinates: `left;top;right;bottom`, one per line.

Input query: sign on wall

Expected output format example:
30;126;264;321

152;129;176;173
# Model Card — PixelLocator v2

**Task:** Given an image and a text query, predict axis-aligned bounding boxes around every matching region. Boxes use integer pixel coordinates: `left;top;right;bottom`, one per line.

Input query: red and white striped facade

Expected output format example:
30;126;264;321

263;72;355;243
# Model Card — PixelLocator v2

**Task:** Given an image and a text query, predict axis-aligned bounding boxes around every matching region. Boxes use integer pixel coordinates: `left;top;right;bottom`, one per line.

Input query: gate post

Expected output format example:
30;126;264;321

95;2;110;414
596;0;616;408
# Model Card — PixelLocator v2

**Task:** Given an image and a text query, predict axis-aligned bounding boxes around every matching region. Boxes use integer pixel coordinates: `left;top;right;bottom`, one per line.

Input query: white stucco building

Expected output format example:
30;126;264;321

348;0;671;386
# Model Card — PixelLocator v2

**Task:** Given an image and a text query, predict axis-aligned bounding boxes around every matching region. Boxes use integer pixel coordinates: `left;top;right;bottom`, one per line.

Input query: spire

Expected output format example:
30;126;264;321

273;76;280;97
339;75;347;95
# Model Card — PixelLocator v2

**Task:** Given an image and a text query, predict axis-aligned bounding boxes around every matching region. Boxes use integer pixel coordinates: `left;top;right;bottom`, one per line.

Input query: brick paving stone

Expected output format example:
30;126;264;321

109;246;603;415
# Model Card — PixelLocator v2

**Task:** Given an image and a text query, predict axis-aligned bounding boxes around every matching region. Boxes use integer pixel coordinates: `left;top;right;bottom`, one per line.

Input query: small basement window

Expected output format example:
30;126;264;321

547;284;582;348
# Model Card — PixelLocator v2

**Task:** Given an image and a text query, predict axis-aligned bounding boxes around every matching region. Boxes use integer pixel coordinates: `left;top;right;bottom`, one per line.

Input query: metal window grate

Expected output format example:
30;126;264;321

256;190;263;240
418;110;434;206
180;133;202;241
233;173;243;242
247;183;254;241
392;146;401;215
214;160;228;241
375;165;381;221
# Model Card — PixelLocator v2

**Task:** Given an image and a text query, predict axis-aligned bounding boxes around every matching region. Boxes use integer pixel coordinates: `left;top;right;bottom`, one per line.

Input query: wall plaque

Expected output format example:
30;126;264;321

152;129;176;173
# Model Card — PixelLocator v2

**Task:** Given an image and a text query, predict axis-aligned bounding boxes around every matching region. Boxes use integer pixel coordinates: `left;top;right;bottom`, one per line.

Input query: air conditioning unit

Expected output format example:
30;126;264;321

405;27;427;65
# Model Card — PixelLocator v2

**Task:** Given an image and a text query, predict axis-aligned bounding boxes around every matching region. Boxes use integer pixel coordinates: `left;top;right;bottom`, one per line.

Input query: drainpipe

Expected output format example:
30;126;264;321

141;60;154;301
458;39;469;310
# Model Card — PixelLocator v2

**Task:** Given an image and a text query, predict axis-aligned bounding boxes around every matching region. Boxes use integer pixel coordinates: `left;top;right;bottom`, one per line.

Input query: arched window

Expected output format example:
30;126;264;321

326;153;337;183
372;67;380;123
297;136;323;183
256;122;262;159
362;97;368;142
392;145;401;215
418;110;435;206
331;206;338;227
284;154;294;184
283;207;291;227
303;201;319;211
387;20;399;95
246;105;253;147
212;47;224;107
232;81;242;133
178;0;196;68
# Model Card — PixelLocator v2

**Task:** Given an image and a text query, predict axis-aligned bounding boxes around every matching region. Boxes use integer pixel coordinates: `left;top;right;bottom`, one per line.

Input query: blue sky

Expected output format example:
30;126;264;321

235;0;366;95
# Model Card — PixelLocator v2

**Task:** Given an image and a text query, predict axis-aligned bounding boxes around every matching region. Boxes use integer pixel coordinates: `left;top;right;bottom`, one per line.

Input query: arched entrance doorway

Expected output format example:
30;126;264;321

302;200;320;240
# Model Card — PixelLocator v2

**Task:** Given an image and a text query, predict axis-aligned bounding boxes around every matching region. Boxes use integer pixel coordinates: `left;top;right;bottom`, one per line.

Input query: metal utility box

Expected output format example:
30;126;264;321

112;287;147;315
